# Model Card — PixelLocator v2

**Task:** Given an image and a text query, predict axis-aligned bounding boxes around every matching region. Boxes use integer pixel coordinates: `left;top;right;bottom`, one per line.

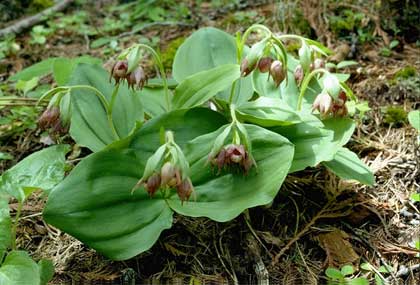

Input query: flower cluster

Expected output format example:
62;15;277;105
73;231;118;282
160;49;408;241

209;144;256;174
141;162;194;203
110;60;147;90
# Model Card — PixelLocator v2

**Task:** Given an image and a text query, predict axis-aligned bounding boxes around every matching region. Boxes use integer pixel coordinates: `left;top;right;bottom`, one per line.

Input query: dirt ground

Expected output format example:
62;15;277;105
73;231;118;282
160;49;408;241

1;1;419;284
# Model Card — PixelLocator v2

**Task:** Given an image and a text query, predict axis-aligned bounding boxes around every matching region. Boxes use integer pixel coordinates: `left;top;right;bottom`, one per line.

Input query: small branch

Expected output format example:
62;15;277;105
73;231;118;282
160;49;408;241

0;0;74;38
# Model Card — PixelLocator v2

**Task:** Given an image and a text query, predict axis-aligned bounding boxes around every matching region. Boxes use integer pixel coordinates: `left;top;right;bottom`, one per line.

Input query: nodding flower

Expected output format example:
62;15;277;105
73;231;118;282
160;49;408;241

257;57;273;73
240;58;255;77
294;64;304;86
110;60;147;90
160;162;181;188
312;92;333;115
145;173;161;197
209;144;255;174
110;60;128;84
269;60;286;87
176;178;194;204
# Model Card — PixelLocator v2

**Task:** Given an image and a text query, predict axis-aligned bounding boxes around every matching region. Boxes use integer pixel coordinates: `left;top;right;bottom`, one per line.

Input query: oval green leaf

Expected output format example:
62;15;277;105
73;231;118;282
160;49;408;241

236;97;301;127
68;63;144;152
43;149;173;260
323;147;375;186
172;64;240;110
172;27;237;82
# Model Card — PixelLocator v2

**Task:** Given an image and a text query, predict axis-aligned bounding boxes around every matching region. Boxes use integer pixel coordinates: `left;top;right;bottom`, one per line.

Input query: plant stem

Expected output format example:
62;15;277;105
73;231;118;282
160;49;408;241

10;202;22;250
296;68;329;111
228;80;237;105
137;44;171;111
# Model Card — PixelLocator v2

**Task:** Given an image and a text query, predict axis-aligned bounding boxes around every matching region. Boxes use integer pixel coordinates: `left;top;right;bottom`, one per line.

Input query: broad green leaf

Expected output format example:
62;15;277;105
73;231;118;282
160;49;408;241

172;64;240;109
325;267;344;279
9;58;58;81
172;27;237;82
167;124;294;222
322;117;356;147
52;58;75;86
252;69;280;98
236;97;301;127
43;149;173;261
0;251;40;285
128;108;228;160
216;75;254;105
0;197;11;259
341;264;354;276
68;63;144;152
0;145;70;202
408;110;420;132
139;87;167;118
38;259;54;285
271;116;336;172
323;147;375;186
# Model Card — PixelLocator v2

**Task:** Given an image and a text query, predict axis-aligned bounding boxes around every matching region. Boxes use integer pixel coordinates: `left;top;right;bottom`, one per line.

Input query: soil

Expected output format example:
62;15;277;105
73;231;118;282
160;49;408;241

1;1;419;284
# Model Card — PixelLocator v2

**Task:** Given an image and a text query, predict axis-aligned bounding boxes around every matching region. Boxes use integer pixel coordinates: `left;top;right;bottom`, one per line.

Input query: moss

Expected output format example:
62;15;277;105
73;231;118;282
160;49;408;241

394;66;417;80
160;37;185;71
383;106;407;126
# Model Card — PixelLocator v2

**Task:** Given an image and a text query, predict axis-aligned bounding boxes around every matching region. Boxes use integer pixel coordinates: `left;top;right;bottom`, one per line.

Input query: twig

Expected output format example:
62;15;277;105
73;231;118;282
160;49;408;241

0;0;74;38
272;199;352;265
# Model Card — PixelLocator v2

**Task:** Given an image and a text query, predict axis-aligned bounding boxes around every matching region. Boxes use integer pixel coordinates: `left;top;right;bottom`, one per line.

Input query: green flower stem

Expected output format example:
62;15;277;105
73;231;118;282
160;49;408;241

136;44;171;111
239;24;271;60
228;80;238;105
108;84;120;121
70;85;120;140
10;201;22;250
296;68;329;111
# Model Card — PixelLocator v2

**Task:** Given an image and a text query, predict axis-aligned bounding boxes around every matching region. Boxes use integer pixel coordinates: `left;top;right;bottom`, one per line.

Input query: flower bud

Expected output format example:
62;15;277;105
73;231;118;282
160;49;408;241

145;173;161;197
38;106;60;130
127;66;147;90
312;93;333;115
313;58;325;70
160;162;181;188
335;91;347;107
176;178;194;203
257;57;273;73
240;58;254;77
294;64;304;85
269;60;286;87
111;60;128;84
225;144;246;164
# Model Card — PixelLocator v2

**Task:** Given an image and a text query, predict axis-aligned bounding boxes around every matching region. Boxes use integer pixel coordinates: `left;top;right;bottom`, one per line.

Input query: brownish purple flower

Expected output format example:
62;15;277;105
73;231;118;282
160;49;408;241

145;173;161;197
210;144;255;174
38;106;61;130
269;60;286;87
294;64;304;85
160;162;181;188
257;57;273;73
110;60;128;84
176;178;194;203
240;58;255;77
127;66;147;90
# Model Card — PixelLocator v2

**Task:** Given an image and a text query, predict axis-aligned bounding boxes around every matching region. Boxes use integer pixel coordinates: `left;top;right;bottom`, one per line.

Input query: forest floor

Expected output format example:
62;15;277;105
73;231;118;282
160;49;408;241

0;1;419;284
